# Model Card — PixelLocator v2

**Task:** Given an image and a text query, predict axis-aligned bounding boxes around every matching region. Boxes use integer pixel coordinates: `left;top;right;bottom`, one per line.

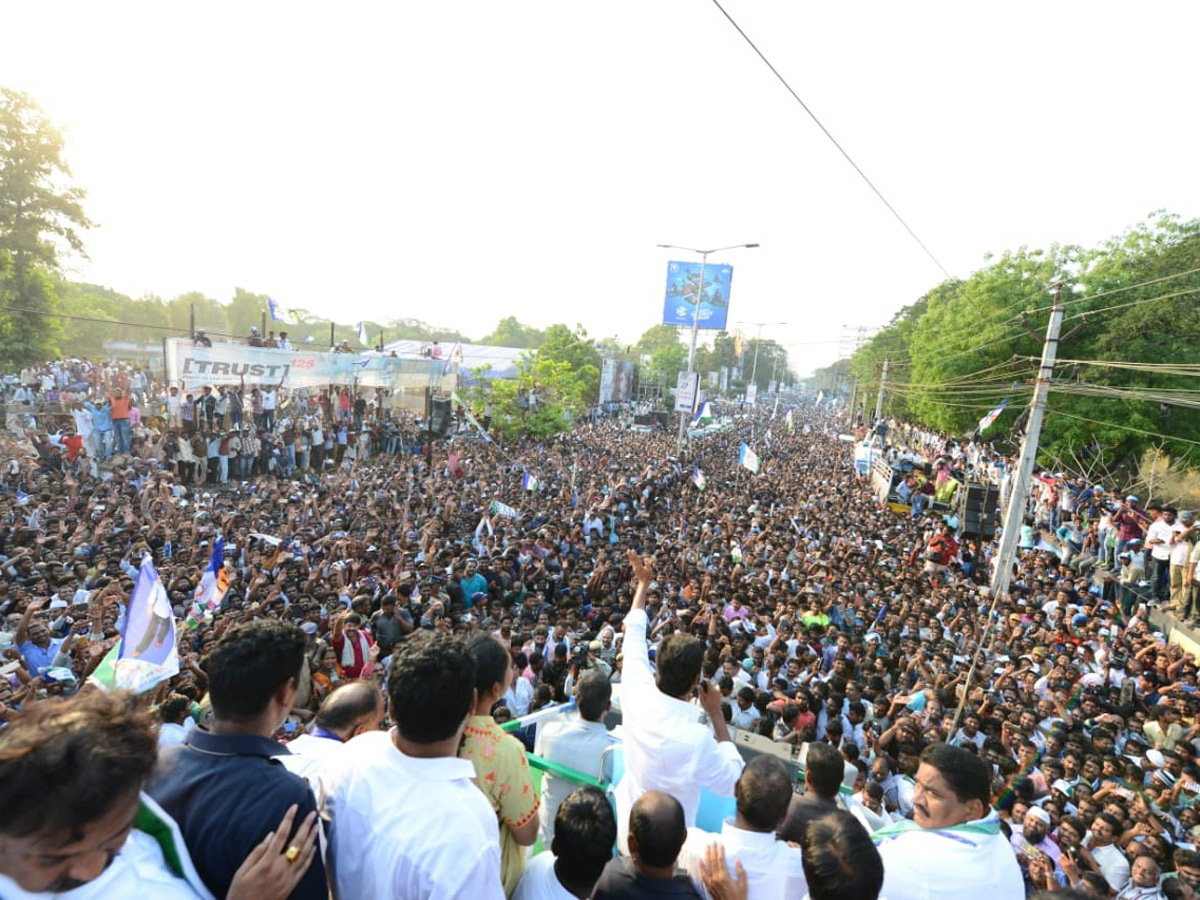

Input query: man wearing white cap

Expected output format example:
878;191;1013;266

874;743;1023;900
1011;806;1061;873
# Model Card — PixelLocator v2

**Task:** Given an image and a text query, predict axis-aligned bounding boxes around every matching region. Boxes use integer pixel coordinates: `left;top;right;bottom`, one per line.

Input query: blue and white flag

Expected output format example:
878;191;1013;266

738;442;761;474
357;321;370;346
692;465;706;491
90;555;180;694
303;334;314;344
193;537;228;620
977;399;1009;432
692;401;713;426
267;297;297;325
442;342;463;375
522;472;540;492
15;489;30;506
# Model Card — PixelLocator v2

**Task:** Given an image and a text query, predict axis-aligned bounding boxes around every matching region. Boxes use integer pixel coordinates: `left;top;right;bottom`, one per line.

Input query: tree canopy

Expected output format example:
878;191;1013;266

846;212;1200;473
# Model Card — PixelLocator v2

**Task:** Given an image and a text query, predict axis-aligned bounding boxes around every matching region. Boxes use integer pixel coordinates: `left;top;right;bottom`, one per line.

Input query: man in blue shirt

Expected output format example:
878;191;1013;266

147;619;326;900
14;598;63;677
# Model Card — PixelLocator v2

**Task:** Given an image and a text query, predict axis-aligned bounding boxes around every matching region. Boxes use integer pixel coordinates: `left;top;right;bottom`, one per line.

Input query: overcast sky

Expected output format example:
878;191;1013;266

4;2;1199;374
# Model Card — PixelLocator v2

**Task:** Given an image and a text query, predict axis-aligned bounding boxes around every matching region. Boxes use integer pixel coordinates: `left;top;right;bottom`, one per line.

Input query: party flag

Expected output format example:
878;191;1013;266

738;442;761;474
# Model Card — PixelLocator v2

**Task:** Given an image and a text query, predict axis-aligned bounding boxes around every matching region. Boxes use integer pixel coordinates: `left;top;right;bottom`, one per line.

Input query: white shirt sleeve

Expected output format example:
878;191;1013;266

623;608;654;687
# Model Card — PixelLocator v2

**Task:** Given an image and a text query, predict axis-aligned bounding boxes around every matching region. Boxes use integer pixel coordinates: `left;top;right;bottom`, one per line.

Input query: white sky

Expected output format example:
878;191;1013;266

4;2;1199;375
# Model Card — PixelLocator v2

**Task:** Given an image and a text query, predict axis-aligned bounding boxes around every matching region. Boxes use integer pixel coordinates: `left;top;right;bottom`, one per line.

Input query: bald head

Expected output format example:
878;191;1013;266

629;791;686;867
315;682;383;739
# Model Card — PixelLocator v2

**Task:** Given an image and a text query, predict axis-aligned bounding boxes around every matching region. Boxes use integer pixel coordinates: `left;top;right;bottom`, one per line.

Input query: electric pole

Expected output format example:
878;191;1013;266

989;284;1072;602
874;356;889;423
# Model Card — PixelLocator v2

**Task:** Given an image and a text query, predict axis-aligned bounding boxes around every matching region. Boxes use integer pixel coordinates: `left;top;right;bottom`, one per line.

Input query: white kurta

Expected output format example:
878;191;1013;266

876;817;1024;900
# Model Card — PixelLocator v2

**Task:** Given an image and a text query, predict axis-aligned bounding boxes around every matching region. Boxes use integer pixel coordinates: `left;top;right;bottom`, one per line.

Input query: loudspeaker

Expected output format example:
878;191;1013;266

958;482;999;540
428;398;452;437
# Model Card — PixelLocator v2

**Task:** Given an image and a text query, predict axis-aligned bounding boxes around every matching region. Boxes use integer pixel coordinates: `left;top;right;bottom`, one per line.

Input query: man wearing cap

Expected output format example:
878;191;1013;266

1010;806;1062;874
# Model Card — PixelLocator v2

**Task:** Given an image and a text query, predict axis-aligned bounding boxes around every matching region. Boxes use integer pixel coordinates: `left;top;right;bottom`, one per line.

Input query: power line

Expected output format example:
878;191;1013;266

0;304;205;335
711;0;952;280
1047;405;1200;450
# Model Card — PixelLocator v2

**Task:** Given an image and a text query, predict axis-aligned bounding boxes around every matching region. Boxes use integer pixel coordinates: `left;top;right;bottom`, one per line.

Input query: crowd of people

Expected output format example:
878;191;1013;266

1;358;1200;899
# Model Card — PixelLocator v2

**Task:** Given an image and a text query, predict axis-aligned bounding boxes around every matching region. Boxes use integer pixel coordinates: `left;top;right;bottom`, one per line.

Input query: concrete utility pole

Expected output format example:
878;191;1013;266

951;284;1083;738
989;284;1066;603
874;356;889;423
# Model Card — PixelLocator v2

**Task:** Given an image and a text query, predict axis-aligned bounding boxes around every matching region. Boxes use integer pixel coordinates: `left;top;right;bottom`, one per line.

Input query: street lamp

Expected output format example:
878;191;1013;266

657;242;759;445
737;320;787;389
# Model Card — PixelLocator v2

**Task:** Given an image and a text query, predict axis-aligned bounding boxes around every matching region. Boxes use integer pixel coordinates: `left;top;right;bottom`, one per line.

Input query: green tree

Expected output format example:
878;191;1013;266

481;316;544;348
0;89;93;364
537;323;601;404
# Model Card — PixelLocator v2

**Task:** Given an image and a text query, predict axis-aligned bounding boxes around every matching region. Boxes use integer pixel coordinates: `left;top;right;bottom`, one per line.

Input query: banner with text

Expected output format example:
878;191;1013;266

164;339;445;391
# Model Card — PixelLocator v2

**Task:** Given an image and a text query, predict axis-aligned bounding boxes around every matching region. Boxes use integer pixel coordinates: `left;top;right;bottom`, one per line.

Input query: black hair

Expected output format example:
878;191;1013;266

656;633;704;697
629;791;687;867
804;741;845;800
552;786;617;895
388;632;476;744
920;742;990;810
736;755;793;831
206;619;306;720
802;811;883;900
466;633;511;696
0;692;157;840
576;671;612;722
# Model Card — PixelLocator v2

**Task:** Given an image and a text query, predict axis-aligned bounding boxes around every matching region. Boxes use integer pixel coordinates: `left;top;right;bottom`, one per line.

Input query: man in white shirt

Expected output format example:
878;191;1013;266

677;755;807;899
874;743;1023;900
514;786;615;900
1084;811;1130;891
323;633;503;899
535;672;616;846
1170;510;1197;614
613;551;744;853
282;682;382;788
1145;508;1176;603
0;687;315;900
157;695;192;751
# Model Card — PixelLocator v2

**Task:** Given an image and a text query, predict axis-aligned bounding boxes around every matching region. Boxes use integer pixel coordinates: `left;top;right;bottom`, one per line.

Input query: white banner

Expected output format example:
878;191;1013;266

676;371;700;414
164;339;446;391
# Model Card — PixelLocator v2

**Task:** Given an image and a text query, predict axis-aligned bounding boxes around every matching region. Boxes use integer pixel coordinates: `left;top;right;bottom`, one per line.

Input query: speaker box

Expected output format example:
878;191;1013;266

958;482;999;540
428;398;452;436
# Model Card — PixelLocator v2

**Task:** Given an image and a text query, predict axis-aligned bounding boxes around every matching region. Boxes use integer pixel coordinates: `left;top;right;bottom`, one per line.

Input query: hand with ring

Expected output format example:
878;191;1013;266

226;803;319;900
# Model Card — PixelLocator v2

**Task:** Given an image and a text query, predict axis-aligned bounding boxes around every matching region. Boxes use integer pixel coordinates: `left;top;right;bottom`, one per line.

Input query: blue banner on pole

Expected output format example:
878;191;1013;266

662;261;733;330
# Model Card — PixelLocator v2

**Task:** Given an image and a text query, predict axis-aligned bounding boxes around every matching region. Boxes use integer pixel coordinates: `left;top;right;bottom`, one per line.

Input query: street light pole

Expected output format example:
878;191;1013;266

658;243;759;448
737;320;787;391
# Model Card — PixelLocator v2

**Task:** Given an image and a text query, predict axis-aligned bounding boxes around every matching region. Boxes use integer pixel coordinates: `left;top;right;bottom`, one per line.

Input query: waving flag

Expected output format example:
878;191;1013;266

977;399;1009;432
89;555;180;694
738;442;761;474
442;342;464;375
786;409;794;434
193;537;229;620
303;334;314;344
692;465;706;491
691;401;713;427
522;472;540;492
489;499;521;519
357;321;370;346
267;297;297;325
